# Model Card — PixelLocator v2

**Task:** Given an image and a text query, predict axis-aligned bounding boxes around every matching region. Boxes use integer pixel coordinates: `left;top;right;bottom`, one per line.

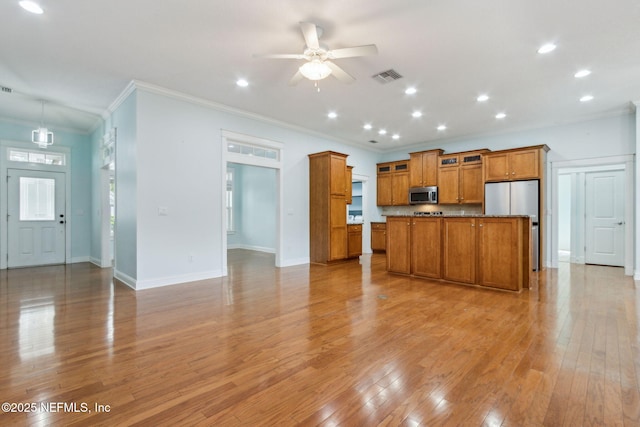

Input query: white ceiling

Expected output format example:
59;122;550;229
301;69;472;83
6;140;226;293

1;0;639;151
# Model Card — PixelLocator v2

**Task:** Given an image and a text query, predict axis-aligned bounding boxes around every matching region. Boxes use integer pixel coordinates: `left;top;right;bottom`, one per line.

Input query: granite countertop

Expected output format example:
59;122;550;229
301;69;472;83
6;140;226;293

384;214;533;218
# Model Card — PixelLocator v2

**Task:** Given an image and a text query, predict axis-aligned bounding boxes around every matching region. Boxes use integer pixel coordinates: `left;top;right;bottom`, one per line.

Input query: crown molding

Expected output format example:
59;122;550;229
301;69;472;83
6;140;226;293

125;80;383;154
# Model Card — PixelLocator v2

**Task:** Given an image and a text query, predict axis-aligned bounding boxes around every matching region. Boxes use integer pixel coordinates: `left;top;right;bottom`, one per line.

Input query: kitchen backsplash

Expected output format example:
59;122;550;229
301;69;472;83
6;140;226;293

381;204;483;217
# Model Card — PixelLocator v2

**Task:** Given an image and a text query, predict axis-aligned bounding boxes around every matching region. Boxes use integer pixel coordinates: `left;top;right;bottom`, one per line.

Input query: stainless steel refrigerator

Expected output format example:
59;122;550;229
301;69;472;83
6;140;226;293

484;180;539;270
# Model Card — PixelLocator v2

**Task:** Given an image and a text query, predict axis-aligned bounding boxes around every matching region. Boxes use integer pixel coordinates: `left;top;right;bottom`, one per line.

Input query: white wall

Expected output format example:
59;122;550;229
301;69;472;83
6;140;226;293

121;83;380;288
383;113;635;162
227;163;277;252
98;91;138;284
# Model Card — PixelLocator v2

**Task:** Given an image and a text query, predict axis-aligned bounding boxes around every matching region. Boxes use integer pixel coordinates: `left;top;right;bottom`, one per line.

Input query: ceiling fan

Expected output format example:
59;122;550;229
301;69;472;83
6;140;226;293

254;22;378;86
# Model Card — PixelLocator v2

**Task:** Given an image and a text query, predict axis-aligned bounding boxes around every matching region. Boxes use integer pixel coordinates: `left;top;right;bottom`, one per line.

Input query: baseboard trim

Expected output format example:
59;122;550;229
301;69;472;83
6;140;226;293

134;270;225;290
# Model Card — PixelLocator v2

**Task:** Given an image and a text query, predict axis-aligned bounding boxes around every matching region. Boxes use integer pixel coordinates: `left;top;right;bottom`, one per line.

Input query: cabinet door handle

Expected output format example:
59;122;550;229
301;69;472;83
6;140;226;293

505;172;509;176
479;224;483;227
511;171;516;175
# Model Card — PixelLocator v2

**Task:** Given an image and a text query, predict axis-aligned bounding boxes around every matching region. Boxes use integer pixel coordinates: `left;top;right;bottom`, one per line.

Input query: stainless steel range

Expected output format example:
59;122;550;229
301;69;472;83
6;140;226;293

413;211;443;216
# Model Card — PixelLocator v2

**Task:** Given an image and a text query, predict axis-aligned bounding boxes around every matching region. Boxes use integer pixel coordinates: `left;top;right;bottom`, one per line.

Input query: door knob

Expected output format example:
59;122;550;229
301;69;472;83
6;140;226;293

617;221;625;225
59;221;65;224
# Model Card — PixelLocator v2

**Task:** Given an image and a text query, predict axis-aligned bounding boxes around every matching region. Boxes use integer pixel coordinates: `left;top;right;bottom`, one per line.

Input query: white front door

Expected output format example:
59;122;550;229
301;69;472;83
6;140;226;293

585;170;624;266
7;169;66;267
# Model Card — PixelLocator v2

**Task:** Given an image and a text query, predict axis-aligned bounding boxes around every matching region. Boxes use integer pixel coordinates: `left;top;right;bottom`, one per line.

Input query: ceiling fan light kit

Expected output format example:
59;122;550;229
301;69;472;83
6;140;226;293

299;59;332;81
255;21;377;86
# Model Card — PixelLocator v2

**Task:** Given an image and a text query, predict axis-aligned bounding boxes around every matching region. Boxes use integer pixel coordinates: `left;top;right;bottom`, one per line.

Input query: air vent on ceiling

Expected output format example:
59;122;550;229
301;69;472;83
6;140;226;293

372;69;403;84
1;86;13;93
368;140;378;144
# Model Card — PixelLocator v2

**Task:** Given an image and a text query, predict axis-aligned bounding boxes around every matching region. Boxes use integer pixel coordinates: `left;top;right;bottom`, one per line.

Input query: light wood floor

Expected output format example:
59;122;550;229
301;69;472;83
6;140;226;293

1;251;639;426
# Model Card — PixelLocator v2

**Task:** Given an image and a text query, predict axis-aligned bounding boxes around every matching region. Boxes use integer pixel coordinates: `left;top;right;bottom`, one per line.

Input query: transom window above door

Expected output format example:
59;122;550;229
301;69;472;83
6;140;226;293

8;148;66;166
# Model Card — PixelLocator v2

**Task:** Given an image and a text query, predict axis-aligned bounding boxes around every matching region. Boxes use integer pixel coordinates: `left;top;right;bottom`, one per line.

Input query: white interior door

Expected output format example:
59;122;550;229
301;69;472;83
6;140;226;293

585;170;624;266
7;169;66;268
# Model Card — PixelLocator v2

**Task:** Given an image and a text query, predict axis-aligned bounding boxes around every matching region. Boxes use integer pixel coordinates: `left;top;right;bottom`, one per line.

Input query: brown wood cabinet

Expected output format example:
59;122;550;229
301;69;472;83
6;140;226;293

409;149;443;187
411;217;442;279
377;161;410;206
371;222;386;252
438;150;486;204
308;151;351;264
483;144;549;272
477;217;526;291
442;217;477;284
346;165;353;204
347;224;362;258
386;215;530;291
386;217;411;274
484;146;548;182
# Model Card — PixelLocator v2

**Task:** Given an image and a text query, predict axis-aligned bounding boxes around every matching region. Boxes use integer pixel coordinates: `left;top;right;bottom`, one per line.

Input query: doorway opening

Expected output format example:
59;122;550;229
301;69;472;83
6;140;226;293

1;142;71;270
220;131;283;275
551;155;633;275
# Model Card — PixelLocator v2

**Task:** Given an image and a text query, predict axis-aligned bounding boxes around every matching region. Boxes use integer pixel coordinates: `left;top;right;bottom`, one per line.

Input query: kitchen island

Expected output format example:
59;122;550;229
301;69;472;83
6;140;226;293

386;215;532;291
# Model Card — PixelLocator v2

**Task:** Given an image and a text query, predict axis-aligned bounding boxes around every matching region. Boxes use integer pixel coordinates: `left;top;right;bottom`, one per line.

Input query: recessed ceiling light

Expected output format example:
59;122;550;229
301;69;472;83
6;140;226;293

327;111;337;119
392;134;400;140
411;111;422;118
537;43;557;54
236;79;249;87
363;123;372;130
405;87;417;95
378;129;387;135
19;0;43;14
574;69;591;78
580;95;594;102
476;94;490;102
495;112;507;119
437;124;447;131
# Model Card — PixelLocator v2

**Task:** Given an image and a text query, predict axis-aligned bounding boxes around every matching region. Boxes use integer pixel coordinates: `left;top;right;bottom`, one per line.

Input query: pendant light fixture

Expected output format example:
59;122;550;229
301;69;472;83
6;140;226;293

32;100;54;148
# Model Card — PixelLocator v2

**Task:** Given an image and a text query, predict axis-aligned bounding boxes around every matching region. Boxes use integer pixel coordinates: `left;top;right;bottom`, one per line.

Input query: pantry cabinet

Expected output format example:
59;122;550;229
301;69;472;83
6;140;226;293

308;151;351;264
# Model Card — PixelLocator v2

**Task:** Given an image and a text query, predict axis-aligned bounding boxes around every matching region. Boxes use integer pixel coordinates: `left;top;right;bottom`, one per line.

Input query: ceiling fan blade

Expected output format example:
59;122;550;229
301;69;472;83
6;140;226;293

253;53;306;59
289;70;304;86
325;61;355;84
300;22;320;49
328;44;378;59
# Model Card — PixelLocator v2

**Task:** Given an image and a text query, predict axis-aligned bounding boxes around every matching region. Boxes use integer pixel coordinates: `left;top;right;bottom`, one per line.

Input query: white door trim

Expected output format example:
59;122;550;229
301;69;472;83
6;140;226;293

0;140;72;270
220;130;284;275
550;154;634;276
351;172;371;253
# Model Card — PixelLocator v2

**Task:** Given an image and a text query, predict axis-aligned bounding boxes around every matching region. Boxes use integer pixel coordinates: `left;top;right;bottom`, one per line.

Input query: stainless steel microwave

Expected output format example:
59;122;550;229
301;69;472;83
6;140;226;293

409;186;438;205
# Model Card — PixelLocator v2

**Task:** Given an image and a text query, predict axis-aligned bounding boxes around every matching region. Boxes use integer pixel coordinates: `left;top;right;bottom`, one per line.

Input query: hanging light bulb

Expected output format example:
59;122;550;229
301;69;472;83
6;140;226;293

299;59;332;81
32;100;54;148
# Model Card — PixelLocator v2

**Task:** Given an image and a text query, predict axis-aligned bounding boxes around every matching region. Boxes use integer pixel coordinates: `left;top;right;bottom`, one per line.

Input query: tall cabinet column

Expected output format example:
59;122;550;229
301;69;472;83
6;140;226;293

308;151;351;264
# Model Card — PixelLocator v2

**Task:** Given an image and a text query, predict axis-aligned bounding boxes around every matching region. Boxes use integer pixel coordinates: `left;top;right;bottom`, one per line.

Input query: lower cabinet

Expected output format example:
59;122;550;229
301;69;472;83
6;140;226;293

477;217;524;291
347;224;362;258
386;217;411;274
442;218;477;284
371;222;386;252
411;218;441;279
386;216;528;291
